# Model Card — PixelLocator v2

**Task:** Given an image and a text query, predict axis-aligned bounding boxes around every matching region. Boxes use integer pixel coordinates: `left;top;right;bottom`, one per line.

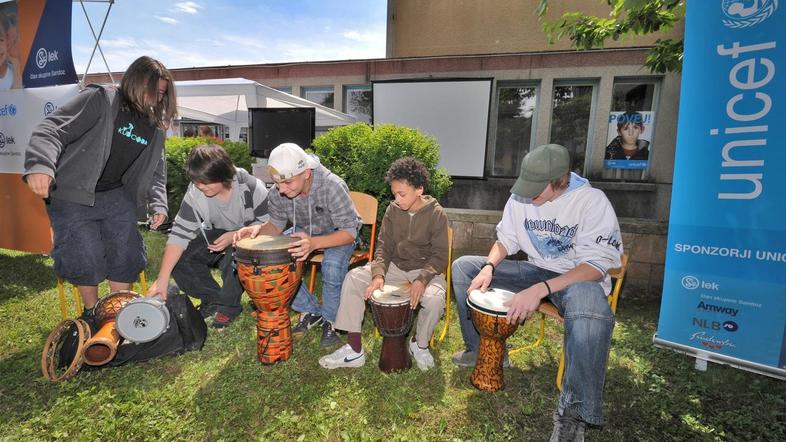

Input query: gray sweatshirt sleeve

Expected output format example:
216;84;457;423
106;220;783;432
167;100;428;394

24;88;103;180
166;186;202;249
146;139;168;216
251;177;269;224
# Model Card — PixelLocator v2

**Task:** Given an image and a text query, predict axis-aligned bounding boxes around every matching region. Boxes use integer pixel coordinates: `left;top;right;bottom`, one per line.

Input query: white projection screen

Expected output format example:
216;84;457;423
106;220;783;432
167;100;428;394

372;79;492;177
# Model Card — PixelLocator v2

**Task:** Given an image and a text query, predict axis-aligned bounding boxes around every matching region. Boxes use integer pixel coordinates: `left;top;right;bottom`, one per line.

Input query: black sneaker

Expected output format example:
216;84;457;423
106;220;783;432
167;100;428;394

550;408;586;442
78;307;98;334
291;313;324;337
198;303;218;319
212;312;234;330
320;321;341;348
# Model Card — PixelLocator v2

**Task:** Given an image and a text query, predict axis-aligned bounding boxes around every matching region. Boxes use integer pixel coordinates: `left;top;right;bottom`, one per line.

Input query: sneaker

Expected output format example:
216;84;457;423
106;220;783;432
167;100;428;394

197;303;218;319
409;340;435;371
78;307;97;334
450;350;510;368
320;321;342;348
550;408;586;442
318;344;366;369
291;313;324;336
212;312;234;330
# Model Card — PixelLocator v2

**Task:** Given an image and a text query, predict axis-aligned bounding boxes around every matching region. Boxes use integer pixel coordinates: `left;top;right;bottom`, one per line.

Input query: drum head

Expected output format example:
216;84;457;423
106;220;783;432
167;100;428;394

236;235;292;252
467;288;516;317
116;298;170;343
370;284;410;306
235;235;294;265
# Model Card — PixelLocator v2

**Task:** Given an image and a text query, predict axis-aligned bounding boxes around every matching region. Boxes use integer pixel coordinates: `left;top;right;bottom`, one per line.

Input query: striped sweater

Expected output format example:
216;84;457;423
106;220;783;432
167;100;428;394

167;168;269;249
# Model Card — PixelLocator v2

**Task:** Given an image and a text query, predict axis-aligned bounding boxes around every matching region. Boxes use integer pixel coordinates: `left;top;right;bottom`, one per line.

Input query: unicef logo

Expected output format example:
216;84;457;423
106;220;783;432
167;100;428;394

722;0;778;28
0;132;5;149
36;48;48;68
681;275;700;290
8;104;15;116
44;102;55;116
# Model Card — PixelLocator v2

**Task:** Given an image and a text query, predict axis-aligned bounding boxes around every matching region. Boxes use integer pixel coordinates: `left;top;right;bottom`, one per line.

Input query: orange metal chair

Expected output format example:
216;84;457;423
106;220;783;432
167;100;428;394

509;254;629;390
307;191;378;294
56;272;148;320
430;226;453;346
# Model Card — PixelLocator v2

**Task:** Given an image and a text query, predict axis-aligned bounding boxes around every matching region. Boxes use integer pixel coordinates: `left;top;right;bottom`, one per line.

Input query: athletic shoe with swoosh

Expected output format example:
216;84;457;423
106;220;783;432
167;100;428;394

318;344;366;369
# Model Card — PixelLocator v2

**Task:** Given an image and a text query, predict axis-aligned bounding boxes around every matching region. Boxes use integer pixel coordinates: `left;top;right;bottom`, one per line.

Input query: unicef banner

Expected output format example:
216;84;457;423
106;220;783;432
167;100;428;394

654;1;786;379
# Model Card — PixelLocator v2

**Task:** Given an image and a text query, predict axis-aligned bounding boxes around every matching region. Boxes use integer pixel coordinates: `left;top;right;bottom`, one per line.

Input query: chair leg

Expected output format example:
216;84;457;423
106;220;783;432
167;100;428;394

556;350;565;391
72;285;82;315
138;271;148;294
509;312;547;355
308;263;318;294
432;286;451;346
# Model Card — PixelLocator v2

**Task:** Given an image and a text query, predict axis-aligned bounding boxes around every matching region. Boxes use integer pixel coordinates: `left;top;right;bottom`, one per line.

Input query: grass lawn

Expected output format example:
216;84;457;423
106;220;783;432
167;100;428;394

1;230;784;441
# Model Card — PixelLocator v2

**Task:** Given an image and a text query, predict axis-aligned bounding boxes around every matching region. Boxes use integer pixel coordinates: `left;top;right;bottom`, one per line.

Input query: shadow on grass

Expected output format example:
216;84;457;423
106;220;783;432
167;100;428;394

0;253;55;301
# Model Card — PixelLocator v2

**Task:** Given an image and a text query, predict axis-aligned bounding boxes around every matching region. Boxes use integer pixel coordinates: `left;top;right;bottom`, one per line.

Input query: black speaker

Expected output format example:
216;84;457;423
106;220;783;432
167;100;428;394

248;107;316;158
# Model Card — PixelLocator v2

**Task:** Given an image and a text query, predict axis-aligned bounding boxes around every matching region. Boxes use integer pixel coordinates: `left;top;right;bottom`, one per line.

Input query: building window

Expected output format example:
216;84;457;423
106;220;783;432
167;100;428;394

491;83;538;177
603;79;659;180
549;84;595;175
303;86;334;109
276;86;292;94
344;85;372;123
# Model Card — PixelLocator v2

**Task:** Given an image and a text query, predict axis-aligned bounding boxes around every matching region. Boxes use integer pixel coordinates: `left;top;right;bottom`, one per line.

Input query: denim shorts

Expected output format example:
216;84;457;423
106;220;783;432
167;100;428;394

47;187;146;286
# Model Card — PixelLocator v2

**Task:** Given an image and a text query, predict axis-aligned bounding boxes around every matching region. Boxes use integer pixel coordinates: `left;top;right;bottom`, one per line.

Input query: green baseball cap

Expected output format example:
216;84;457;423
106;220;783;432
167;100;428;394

510;144;570;198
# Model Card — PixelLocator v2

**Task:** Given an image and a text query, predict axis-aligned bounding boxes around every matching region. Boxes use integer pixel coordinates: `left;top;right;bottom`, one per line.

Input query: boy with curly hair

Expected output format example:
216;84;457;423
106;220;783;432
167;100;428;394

319;157;449;370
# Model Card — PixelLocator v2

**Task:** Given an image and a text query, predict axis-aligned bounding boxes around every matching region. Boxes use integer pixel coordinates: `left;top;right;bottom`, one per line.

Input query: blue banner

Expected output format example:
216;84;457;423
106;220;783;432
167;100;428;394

655;0;786;378
21;0;77;88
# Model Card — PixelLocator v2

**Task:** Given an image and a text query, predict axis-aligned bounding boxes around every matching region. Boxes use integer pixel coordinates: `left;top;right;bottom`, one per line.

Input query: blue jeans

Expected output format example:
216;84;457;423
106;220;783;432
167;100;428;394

452;255;615;426
288;228;355;324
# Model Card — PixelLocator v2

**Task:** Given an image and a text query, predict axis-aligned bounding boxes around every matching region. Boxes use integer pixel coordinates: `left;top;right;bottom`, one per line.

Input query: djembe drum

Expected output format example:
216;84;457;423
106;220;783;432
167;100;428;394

369;284;414;373
235;235;302;365
83;290;140;366
467;288;519;391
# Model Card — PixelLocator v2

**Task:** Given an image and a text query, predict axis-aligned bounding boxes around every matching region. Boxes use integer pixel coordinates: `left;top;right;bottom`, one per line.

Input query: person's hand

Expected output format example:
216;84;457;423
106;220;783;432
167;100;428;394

503;287;543;324
408;280;426;310
208;231;234;253
26;173;52;198
364;276;385;300
287;231;314;261
467;265;494;293
234;225;262;243
147;277;167;301
149;213;167;230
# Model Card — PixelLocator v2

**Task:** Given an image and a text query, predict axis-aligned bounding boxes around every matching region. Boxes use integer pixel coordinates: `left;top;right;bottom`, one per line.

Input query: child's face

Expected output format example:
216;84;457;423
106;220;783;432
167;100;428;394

194;181;227;198
619;123;643;146
0;33;6;64
390;179;423;211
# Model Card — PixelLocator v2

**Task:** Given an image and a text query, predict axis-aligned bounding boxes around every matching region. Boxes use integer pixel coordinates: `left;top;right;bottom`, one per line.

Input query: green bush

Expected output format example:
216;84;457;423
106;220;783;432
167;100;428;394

312;123;452;219
164;137;253;216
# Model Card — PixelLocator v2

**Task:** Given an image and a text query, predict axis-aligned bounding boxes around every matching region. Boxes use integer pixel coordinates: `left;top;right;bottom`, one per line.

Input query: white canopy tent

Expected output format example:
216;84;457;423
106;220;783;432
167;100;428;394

174;78;357;141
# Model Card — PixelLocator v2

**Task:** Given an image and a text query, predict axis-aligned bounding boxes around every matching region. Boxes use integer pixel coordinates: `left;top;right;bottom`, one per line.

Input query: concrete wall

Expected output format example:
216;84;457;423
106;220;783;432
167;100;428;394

387;0;684;57
445;208;667;297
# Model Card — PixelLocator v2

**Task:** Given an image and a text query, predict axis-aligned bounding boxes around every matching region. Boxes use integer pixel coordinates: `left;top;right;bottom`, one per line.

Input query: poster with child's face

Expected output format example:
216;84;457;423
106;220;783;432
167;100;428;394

604;111;655;170
0;1;20;90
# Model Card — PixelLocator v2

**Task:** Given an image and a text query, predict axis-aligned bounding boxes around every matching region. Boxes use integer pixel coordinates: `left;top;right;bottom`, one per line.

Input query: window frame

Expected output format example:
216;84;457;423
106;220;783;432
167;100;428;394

302;86;336;109
343;84;372;123
547;79;600;175
487;80;541;178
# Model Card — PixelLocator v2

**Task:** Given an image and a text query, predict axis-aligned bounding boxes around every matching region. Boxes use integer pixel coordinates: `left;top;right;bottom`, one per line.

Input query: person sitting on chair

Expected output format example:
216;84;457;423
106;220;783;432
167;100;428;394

451;144;623;440
147;144;269;329
234;143;361;348
319;157;449;370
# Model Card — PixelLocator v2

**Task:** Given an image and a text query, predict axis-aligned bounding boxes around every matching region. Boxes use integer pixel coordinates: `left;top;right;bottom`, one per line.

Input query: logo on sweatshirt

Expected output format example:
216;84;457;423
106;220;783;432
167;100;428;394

524;218;578;259
117;123;149;146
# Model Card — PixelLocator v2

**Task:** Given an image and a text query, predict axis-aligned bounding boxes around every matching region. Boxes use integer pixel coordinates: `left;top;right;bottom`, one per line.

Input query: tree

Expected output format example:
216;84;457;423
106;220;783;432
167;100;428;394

537;0;685;73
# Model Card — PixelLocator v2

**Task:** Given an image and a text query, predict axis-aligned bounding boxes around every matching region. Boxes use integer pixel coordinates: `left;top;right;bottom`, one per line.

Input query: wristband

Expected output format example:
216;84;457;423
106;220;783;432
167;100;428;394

542;280;552;297
482;261;495;275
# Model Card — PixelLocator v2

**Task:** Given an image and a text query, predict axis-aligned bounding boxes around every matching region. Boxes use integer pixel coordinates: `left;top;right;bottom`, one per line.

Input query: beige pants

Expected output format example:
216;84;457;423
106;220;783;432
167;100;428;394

334;262;446;348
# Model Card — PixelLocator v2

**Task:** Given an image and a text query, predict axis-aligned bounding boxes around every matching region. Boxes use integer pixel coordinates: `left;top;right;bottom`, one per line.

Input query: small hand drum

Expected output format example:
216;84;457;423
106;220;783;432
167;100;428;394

83;290;140;366
116;297;171;343
467;288;519;391
369;284;414;373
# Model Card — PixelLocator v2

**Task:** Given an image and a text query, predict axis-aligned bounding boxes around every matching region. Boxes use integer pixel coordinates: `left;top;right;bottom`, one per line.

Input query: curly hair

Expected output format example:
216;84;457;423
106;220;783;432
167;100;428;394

384;157;430;190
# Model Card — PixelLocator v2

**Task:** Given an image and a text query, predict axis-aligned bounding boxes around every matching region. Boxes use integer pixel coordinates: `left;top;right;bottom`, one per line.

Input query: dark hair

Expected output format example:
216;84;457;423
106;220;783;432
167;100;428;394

616;111;645;131
120;56;177;129
384;157;430;191
187;144;236;186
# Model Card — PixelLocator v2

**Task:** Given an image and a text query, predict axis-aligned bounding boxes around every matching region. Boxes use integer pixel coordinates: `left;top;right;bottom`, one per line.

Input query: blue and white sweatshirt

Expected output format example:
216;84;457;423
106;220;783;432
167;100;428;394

496;173;623;294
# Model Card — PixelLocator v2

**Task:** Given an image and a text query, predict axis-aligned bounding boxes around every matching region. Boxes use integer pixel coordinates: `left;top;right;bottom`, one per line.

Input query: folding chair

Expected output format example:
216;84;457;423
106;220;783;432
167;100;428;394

56;272;148;320
509;254;629;390
430;226;453;346
307;191;378;294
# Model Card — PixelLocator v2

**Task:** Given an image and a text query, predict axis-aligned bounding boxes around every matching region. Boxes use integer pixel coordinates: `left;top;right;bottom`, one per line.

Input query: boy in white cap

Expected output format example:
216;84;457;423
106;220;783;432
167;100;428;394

235;143;360;348
450;144;623;440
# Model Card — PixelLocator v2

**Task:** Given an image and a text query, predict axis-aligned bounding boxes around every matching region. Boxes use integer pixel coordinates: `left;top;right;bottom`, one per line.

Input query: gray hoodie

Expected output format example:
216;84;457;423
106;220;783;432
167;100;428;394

23;85;167;216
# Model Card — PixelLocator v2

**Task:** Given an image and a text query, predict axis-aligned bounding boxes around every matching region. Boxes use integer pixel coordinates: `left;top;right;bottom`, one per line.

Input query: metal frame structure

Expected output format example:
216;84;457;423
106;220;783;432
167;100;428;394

74;0;115;85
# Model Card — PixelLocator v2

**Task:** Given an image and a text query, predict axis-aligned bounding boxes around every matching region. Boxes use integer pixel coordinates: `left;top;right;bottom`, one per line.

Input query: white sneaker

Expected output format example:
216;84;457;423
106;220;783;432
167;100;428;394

318;344;366;369
409;340;435;371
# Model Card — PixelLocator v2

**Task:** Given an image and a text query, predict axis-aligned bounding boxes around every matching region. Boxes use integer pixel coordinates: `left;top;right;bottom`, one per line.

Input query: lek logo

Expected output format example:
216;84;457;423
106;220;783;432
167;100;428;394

722;0;779;28
44;102;55;116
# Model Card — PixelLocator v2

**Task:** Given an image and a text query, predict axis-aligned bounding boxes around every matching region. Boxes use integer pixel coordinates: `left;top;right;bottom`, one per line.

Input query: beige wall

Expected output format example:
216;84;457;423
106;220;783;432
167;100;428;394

387;0;684;57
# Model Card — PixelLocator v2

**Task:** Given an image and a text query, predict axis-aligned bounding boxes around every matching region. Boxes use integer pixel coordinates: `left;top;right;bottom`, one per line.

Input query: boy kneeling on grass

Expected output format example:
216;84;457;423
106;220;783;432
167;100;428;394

319;157;449;371
147;144;269;329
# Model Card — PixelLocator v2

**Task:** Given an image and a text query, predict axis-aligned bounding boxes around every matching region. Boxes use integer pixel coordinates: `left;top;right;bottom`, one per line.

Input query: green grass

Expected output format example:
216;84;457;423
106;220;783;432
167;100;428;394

1;230;784;441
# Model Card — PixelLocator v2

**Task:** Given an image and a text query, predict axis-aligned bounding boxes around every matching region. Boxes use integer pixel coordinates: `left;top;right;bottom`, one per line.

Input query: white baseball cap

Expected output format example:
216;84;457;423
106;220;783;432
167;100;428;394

267;143;320;180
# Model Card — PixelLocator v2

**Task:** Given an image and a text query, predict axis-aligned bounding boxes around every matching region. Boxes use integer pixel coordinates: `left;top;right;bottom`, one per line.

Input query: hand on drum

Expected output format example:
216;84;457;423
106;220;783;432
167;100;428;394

287;231;314;261
364;276;385;300
467;265;494;293
147;278;167;301
503;288;541;324
208;232;234;253
233;224;262;243
408;280;426;309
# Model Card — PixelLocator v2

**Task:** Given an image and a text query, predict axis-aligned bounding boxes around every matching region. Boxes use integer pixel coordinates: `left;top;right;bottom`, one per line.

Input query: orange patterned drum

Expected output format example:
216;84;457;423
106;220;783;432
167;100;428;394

467;288;519;391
